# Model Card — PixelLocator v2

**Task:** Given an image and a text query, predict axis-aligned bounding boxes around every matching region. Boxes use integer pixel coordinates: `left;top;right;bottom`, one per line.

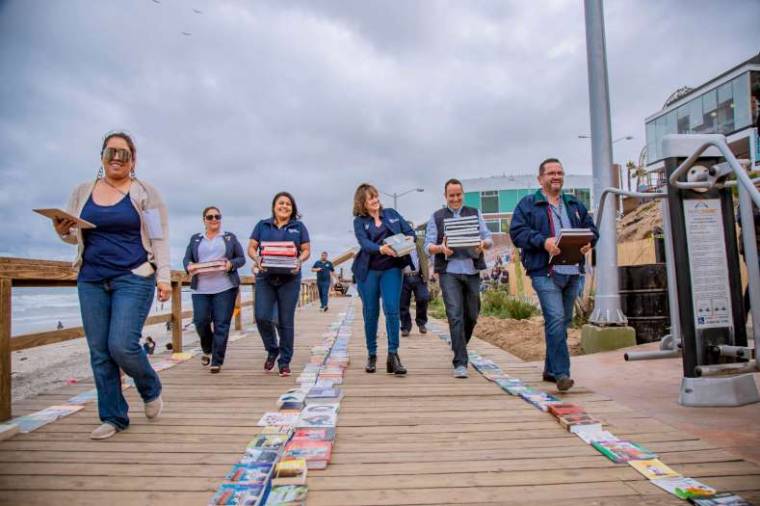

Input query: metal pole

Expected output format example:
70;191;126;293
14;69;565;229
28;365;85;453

740;128;760;342
584;0;625;325
393;193;398;210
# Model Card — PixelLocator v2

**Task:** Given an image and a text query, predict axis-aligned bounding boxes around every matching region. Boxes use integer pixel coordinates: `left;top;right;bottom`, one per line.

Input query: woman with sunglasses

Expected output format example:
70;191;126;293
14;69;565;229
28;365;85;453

183;207;246;374
53;132;170;440
247;192;310;377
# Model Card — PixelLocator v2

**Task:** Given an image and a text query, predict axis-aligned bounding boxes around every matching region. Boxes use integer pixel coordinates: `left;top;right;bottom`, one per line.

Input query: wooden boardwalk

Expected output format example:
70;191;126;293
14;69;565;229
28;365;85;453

2;296;760;505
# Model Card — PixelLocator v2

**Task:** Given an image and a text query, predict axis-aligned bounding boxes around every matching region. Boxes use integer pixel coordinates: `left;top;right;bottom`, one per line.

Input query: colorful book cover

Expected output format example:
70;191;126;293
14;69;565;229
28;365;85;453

225;463;273;484
547;403;585;417
650;476;716;500
505;385;533;396
292;427;336;442
307;387;342;399
0;423;20;441
689;492;751;505
297;412;337;428
259;426;294;436
301;403;340;416
591;440;656;463
67;389;98;405
628;458;681;480
247;434;291;451
572;425;615;444
257;412;300;428
560;413;603;430
283;440;333;468
266;485;308;505
272;458;308;486
277;390;306;410
208;483;265;505
239;449;280;465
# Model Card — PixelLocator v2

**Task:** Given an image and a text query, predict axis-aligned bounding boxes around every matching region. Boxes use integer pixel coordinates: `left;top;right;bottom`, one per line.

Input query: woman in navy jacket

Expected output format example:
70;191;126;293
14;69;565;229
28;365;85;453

183;206;246;373
352;183;415;375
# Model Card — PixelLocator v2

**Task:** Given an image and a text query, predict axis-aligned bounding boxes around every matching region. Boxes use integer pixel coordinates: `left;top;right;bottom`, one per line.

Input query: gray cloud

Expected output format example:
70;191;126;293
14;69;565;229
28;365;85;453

1;0;758;268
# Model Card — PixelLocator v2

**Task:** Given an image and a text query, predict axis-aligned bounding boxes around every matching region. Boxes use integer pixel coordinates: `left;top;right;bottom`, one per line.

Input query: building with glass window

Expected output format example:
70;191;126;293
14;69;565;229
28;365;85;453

461;174;593;234
645;52;760;175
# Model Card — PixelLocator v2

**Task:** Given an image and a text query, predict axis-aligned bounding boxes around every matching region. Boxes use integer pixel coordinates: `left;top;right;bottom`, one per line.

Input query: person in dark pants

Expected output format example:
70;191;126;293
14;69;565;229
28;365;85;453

311;251;335;312
400;229;430;336
183;206;246;374
247;192;311;377
424;179;493;379
54;131;170;440
509;158;598;392
352;183;415;375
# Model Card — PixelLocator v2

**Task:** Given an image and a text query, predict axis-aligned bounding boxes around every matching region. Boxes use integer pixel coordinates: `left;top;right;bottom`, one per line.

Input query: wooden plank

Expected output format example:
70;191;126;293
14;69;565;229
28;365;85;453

0;491;211;506
0;278;10;421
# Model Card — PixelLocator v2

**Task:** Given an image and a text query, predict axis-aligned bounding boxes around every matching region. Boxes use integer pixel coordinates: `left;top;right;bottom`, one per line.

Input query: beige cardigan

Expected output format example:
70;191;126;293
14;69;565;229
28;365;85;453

59;178;171;284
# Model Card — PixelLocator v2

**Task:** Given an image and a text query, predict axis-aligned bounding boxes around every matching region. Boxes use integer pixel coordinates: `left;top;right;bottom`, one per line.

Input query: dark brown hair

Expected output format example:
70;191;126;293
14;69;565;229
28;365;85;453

101;131;136;159
539;158;562;176
202;206;220;218
271;191;300;220
353;183;381;217
444;178;463;194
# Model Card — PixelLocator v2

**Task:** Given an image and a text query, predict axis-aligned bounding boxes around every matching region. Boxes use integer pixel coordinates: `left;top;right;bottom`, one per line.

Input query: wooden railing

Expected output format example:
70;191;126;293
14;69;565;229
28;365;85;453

0;257;319;421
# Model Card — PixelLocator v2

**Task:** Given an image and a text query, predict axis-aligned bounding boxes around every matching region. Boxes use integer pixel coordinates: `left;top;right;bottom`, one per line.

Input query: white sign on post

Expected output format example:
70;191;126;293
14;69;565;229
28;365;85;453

683;198;733;330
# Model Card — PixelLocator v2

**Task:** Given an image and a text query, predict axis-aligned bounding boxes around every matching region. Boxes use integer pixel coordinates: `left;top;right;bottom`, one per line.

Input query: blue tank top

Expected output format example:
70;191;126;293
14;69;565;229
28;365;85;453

78;193;148;282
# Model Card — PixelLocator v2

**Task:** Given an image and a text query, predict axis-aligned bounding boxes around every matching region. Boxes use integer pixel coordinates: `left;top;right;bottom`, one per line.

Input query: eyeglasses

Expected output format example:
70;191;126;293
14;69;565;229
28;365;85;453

204;214;222;221
102;147;132;163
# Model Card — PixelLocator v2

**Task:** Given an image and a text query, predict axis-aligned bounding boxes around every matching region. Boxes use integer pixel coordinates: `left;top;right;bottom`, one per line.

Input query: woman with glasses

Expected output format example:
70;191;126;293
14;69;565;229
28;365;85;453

183;206;246;373
53;131;170;440
247;192;311;377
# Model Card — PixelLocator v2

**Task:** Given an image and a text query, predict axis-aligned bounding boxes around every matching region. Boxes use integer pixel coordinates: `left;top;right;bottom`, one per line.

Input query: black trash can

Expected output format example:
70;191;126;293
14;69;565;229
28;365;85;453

619;264;670;344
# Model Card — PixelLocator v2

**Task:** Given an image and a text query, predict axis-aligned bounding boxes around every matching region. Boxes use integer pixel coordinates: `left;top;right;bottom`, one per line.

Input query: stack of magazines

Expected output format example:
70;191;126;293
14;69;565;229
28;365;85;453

261;241;298;272
443;216;480;248
382;233;414;256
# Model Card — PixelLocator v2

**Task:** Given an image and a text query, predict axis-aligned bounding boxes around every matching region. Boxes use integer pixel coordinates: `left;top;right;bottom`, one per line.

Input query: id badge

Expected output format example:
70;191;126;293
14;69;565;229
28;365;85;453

143;208;164;239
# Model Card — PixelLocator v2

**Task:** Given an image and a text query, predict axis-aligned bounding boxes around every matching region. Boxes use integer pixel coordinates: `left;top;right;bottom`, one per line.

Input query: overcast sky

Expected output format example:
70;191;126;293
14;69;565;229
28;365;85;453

1;0;758;272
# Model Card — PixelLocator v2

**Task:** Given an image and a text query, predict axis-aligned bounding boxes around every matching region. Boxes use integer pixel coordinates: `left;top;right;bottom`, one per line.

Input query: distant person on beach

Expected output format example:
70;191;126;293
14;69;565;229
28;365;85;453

53;131;169;440
248;192;311;377
311;251;336;312
424;178;492;379
57;321;64;330
183;206;245;374
509;158;598;392
352;183;415;375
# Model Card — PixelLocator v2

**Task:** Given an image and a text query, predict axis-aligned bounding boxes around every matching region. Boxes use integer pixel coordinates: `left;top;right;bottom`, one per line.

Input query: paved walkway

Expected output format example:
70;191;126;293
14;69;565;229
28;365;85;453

2;296;760;505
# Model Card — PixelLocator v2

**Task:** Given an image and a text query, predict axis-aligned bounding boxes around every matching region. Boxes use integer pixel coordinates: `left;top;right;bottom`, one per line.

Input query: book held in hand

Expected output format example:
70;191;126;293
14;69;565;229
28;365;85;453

34;208;95;229
192;260;228;274
549;228;594;266
383;233;414;256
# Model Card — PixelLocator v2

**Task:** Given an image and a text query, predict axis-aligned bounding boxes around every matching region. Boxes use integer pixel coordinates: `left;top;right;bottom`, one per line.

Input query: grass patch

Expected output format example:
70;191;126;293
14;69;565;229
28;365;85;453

427;285;539;321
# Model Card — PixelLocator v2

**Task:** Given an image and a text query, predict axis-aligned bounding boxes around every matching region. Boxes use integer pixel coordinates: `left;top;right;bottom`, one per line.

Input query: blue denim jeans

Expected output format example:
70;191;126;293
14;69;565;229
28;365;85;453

531;273;581;379
400;273;429;331
192;287;239;366
77;273;162;430
439;273;481;368
255;274;301;367
317;281;330;309
357;268;402;356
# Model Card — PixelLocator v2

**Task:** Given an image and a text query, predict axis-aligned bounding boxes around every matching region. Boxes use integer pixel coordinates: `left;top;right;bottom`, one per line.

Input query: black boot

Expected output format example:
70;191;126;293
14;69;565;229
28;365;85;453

386;352;407;375
365;355;377;373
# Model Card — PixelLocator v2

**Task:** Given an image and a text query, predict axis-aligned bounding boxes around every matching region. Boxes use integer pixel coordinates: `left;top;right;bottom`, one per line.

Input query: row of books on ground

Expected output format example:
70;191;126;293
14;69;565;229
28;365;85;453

465;350;752;505
208;305;355;505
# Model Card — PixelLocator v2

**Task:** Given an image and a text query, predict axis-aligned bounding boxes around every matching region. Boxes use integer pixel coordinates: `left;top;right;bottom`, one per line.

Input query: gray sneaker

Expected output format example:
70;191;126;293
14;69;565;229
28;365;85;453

145;396;163;420
556;376;575;392
453;366;468;379
90;423;117;440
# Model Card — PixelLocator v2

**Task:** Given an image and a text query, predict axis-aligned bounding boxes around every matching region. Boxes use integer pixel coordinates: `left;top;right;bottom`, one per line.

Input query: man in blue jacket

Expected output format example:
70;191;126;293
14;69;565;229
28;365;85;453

425;178;493;378
509;158;598;392
311;251;335;312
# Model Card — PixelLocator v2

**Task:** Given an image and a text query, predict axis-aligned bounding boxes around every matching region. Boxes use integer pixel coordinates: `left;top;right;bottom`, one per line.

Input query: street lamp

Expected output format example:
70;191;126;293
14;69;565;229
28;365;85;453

380;187;424;210
578;134;634;144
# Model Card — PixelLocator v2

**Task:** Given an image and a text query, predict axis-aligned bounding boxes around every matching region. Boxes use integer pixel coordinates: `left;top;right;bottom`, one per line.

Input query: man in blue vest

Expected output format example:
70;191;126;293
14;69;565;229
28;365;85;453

400;225;430;337
311;251;335;312
424;178;493;378
509;158;598;392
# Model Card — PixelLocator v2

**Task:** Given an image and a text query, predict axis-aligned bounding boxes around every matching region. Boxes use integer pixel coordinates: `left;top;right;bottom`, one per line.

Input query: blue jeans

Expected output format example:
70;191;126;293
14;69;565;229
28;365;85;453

357;268;402;356
317;281;330;308
192;287;239;366
77;273;162;430
400;273;429;331
531;273;580;379
439;273;480;368
255;274;301;367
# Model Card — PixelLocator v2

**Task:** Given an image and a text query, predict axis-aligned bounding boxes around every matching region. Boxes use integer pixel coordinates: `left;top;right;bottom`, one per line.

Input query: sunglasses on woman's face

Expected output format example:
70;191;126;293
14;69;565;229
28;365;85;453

102;147;132;163
204;214;222;221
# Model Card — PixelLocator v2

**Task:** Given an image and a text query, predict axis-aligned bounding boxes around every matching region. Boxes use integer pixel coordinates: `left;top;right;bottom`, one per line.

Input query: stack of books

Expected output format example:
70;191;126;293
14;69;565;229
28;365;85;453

443;216;481;248
382;233;415;256
549;228;595;265
192;260;227;274
260;241;299;272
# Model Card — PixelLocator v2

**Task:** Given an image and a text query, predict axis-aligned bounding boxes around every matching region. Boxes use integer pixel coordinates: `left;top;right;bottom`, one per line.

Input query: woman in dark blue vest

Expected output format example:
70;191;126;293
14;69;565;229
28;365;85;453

247;192;311;377
352;183;415;375
183;206;246;373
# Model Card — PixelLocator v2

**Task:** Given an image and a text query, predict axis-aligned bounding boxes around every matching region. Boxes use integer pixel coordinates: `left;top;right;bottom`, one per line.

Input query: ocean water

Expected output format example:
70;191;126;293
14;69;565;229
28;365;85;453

11;286;252;336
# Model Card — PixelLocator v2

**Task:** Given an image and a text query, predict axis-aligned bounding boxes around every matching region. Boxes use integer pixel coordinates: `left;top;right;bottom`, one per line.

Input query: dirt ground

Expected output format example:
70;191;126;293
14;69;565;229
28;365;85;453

473;316;582;361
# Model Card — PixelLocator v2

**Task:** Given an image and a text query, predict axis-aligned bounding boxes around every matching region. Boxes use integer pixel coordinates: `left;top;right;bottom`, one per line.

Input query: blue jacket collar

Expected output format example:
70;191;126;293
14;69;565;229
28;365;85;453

533;189;578;207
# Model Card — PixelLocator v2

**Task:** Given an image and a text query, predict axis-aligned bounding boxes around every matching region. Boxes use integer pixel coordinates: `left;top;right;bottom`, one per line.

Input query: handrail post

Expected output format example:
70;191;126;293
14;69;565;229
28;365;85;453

234;290;242;331
171;280;182;353
0;278;11;421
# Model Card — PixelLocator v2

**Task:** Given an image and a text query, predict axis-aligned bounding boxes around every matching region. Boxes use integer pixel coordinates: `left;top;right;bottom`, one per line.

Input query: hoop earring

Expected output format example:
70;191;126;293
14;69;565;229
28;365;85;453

97;166;104;179
130;168;135;179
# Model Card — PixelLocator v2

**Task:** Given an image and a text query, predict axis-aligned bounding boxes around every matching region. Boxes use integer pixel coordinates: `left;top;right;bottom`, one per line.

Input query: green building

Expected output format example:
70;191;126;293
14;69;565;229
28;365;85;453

461;174;593;234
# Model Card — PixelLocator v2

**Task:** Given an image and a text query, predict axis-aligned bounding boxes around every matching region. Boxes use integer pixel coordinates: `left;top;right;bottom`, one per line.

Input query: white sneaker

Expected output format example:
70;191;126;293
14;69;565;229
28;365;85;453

453;366;468;379
145;396;163;420
90;423;117;440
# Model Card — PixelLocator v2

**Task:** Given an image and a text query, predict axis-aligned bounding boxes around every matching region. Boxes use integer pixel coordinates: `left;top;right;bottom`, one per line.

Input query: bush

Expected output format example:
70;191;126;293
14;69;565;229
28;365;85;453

481;289;540;320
